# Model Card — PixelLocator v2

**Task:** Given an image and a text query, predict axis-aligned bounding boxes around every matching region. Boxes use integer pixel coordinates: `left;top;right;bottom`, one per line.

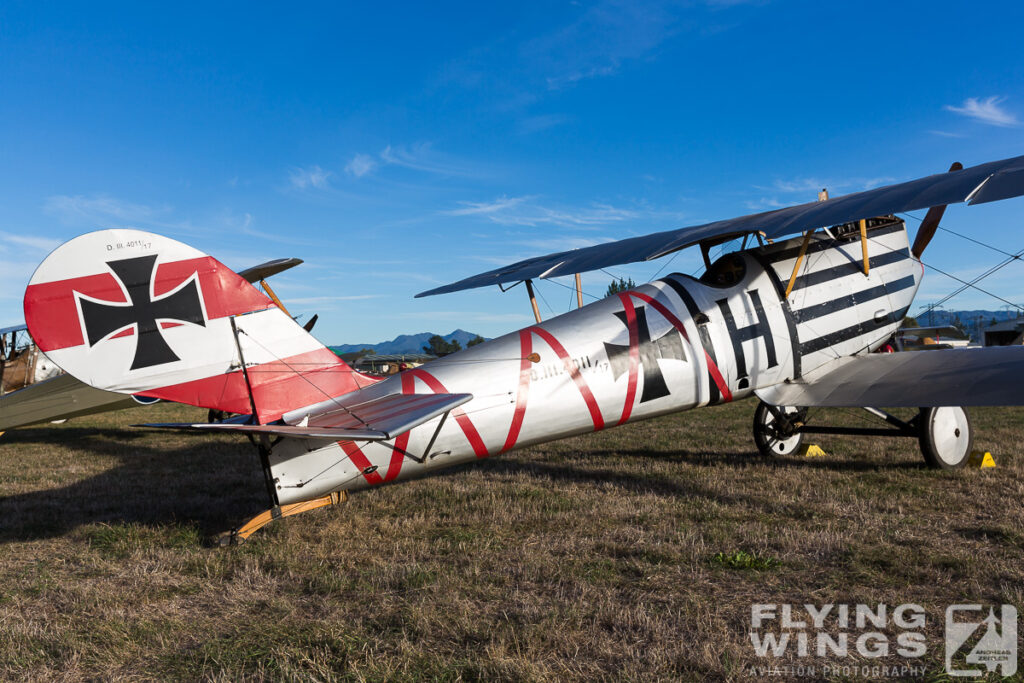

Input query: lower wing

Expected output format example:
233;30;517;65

0;373;138;431
756;346;1024;407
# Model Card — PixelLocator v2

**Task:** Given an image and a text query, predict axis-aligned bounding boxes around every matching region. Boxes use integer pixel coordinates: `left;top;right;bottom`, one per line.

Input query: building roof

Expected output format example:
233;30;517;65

982;319;1024;333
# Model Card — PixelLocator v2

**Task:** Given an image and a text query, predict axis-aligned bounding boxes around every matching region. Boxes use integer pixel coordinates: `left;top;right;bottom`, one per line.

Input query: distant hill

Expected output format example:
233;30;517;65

330;329;486;355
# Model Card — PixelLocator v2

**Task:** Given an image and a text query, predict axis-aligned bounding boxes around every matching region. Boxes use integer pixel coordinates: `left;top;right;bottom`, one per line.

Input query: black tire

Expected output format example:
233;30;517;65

752;401;805;457
918;406;972;469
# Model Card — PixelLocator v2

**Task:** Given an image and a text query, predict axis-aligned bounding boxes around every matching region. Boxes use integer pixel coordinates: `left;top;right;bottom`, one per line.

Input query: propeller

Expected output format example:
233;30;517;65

303;314;319;333
911;161;963;258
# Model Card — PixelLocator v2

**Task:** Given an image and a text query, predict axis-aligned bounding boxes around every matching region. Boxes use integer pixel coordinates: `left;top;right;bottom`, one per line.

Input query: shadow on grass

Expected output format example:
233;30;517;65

562;447;925;472
0;425;924;544
0;426;265;543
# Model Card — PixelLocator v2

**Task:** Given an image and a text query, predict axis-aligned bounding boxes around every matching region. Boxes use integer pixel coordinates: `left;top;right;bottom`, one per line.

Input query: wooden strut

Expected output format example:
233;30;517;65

525;279;542;323
859;218;870;275
574;273;583;309
259;279;291;317
784;229;815;299
223;490;349;545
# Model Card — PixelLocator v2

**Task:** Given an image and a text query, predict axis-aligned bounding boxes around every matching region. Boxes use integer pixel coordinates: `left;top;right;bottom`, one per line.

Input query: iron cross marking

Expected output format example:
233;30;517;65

78;254;206;370
604;306;686;403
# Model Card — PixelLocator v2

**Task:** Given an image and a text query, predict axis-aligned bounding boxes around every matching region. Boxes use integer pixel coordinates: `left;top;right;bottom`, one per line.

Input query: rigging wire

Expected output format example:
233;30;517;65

899;211;1024;313
543;276;601;302
534;281;556;316
917;259;1024;312
925;250;1024;312
901;211;1020;258
648;248;683;281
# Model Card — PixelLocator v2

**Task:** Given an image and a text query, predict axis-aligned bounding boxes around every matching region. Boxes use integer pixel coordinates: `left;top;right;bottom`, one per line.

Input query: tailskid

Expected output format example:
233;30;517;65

219;490;348;545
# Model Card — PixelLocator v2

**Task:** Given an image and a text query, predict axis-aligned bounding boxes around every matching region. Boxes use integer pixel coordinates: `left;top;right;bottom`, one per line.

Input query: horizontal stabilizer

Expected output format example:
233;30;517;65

142;391;473;441
756;346;1024;407
237;257;303;283
418;154;1024;297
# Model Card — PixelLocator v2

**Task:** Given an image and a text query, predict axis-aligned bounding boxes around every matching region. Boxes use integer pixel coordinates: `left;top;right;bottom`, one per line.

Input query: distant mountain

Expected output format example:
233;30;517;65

330;329;486;355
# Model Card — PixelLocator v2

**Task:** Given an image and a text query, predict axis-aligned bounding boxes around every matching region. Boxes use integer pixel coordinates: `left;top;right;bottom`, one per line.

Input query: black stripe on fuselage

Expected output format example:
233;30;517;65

746;252;802;379
789;249;910;293
798;306;910;356
761;221;906;264
657;276;722;403
791;275;916;324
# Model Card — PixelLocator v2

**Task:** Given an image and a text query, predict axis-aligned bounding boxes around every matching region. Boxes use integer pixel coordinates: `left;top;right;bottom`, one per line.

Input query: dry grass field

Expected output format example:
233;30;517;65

0;400;1022;681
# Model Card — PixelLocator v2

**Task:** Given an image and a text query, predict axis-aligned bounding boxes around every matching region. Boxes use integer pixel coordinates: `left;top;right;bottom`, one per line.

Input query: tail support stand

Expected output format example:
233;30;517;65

220;490;349;546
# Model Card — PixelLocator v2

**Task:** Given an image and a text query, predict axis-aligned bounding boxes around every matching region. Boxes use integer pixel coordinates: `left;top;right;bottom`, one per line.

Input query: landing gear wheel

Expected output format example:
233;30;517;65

753;402;806;457
918;407;972;469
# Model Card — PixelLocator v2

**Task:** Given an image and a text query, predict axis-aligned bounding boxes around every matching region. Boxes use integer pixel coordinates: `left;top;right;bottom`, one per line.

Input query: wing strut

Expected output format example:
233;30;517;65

911;162;964;258
525;279;542;323
259;278;291;317
784;230;815;298
859;219;870;276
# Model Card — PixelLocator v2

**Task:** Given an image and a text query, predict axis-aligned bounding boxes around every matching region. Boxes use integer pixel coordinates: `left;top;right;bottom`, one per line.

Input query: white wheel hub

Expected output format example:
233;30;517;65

927;407;971;465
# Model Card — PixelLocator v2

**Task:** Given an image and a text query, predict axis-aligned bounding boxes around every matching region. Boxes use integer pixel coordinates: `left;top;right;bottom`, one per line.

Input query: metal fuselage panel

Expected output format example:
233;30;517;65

270;223;920;504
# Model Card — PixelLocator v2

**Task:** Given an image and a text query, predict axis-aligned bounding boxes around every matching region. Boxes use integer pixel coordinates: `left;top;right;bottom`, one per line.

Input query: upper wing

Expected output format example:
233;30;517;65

143;391;473;441
417;154;1024;297
755;346;1024;407
0;373;137;431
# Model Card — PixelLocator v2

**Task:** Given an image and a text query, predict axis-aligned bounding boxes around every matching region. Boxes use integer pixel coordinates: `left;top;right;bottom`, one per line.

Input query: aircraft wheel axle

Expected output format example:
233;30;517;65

752;401;806;457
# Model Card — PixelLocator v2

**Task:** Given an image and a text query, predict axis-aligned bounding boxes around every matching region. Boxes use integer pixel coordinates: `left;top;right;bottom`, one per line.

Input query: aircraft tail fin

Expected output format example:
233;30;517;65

23;229;372;423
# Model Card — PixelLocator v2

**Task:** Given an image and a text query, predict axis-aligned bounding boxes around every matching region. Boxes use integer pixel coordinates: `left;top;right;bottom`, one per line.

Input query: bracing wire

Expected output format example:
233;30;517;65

899;211;1024;313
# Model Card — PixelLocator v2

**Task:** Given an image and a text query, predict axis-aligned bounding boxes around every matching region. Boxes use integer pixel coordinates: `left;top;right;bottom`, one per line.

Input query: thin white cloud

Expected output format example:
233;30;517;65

379;143;473;176
944;96;1019;127
345;153;377;177
744;197;785;211
285;295;384;304
529;1;680;90
515;236;616;251
444;197;642;227
518;113;570;134
769;178;831;194
288;165;331;189
761;176;897;197
860;177;896;190
400;310;533;324
929;129;966;138
445;196;528;216
45;194;167;225
0;232;62;252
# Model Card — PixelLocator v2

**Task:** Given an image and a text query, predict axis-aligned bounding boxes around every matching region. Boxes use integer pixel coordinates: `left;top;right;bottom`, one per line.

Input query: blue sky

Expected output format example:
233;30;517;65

2;1;1023;343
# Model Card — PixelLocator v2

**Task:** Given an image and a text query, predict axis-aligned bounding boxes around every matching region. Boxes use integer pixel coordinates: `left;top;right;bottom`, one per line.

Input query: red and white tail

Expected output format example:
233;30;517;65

24;229;371;423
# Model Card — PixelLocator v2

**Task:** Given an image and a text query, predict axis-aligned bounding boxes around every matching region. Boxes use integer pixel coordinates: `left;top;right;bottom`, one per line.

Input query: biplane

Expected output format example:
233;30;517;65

0;257;308;434
19;154;1024;541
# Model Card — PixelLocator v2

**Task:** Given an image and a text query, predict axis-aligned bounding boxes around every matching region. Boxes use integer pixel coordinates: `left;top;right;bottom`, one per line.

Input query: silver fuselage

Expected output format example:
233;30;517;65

270;220;921;504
